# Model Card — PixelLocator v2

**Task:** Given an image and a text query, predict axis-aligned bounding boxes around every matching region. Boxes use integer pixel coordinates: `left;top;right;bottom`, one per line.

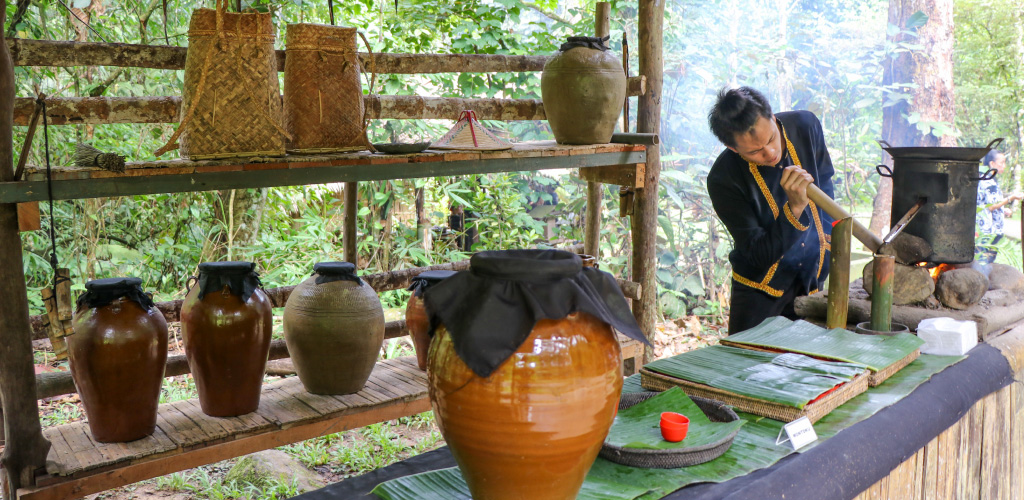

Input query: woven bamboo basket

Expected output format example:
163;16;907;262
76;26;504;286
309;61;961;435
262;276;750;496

283;24;370;154
718;341;921;387
157;2;287;160
640;368;870;423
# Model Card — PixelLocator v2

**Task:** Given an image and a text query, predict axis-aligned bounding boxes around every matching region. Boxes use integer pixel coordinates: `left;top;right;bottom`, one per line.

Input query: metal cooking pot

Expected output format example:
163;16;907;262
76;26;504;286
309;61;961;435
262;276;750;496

876;138;1003;264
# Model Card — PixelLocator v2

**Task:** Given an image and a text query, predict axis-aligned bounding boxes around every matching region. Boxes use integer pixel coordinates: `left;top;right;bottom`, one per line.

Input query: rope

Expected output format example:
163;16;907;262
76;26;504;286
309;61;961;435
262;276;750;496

39;98;70;296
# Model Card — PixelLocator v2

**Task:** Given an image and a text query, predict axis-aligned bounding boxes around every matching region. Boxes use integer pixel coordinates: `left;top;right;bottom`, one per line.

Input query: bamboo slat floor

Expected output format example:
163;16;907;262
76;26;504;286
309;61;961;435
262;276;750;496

29;356;428;500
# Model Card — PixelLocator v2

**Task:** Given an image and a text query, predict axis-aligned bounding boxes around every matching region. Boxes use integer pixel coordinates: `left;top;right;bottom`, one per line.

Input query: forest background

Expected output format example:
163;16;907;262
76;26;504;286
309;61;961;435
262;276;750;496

5;0;1023;333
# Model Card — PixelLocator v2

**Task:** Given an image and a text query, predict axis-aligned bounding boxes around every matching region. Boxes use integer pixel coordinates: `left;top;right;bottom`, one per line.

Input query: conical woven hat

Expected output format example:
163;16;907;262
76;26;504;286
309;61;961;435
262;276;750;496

431;110;513;151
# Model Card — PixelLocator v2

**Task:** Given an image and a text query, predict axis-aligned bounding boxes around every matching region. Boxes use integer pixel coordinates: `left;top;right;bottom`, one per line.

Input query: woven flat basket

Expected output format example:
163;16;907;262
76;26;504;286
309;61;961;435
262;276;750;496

640;368;870;424
283;24;369;154
599;392;740;469
718;342;921;387
172;5;286;160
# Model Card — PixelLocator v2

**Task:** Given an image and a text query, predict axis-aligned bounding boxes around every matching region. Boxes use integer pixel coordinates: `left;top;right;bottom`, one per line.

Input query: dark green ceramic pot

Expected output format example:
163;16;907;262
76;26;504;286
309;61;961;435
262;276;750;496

541;38;626;145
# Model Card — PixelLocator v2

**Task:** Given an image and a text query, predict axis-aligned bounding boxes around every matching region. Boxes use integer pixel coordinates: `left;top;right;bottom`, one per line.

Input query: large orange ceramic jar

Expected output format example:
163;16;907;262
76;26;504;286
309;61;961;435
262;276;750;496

70;278;168;442
405;270;456;371
423;250;646;500
181;261;272;417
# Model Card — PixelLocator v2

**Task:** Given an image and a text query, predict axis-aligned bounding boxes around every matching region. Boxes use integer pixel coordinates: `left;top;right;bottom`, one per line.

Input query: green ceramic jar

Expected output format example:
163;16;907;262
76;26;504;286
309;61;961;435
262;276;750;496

541;36;626;145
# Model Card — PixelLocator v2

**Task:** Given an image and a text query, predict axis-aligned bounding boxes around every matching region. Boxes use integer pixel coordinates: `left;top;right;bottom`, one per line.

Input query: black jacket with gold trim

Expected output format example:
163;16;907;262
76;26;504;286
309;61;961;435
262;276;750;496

706;110;835;298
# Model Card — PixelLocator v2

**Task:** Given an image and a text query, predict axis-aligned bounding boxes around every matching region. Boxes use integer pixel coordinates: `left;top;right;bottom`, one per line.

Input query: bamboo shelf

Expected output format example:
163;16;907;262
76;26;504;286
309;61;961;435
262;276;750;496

0;142;646;203
20;357;430;500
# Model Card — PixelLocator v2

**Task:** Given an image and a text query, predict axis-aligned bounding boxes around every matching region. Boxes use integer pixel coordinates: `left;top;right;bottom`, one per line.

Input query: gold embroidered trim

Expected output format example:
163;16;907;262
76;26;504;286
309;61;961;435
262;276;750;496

748;164;779;219
784;203;809;231
732;262;784;298
810;200;827;279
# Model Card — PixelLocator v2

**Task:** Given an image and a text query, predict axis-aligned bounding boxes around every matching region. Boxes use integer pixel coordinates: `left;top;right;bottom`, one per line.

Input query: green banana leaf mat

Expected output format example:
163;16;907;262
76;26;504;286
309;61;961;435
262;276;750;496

372;353;962;500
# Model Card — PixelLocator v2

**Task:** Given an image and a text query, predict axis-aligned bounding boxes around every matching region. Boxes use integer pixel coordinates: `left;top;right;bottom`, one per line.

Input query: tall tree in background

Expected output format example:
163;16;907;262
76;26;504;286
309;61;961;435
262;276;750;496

869;0;956;234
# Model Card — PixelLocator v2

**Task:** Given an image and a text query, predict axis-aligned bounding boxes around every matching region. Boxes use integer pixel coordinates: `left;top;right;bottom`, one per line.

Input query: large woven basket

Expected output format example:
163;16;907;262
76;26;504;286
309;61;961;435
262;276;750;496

283;24;370;154
157;2;287;160
640;368;870;423
599;392;740;469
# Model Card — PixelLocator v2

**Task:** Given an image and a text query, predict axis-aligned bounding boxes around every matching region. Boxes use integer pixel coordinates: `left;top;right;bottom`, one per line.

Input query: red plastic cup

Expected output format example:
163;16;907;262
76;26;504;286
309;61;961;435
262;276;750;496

660;412;689;442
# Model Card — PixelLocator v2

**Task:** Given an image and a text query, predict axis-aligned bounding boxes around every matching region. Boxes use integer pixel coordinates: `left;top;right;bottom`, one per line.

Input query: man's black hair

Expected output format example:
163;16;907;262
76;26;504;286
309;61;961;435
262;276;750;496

708;86;773;149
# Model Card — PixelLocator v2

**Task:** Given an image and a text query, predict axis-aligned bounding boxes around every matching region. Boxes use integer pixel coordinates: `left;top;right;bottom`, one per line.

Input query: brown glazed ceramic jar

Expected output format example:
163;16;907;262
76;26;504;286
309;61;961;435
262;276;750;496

181;261;272;417
423;250;645;500
283;262;385;394
405;270;457;371
70;277;168;443
541;36;626;145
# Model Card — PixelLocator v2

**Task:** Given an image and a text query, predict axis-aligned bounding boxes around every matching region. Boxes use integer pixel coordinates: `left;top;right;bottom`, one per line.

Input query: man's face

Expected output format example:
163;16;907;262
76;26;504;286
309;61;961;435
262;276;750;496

728;115;783;167
992;153;1006;173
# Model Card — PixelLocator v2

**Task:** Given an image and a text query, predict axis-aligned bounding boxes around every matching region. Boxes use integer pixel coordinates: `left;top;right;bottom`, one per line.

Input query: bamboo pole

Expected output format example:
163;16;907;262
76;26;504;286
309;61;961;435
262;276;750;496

870;254;895;332
632;0;666;363
0;2;51;495
13;95;43;180
584;2;612;258
343;181;358;265
826;218;853;329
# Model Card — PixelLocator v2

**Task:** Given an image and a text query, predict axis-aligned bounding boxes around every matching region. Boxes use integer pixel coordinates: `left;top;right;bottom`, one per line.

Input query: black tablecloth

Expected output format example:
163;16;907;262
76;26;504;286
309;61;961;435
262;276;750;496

295;343;1013;500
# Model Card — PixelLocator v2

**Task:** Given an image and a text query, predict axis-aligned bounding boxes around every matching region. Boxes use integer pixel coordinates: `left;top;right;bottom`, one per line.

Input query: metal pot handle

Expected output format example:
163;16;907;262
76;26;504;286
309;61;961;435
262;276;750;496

876;165;893;178
986;138;1005;150
877;140;893;149
973;168;997;181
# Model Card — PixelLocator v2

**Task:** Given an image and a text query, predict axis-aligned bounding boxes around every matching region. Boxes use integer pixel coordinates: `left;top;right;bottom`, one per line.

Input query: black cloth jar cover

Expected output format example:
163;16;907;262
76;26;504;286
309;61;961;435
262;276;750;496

195;261;263;302
312;261;363;286
560;35;610;52
407;270;458;298
422;249;649;378
76;277;155;310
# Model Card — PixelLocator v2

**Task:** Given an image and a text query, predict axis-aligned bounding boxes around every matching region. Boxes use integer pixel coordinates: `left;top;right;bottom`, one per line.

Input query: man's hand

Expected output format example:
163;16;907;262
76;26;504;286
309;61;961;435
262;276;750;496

781;165;814;216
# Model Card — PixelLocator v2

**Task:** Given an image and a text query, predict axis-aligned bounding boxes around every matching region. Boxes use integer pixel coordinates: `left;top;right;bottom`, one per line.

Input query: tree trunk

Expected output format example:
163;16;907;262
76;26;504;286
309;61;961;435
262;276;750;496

633;0;666;363
775;0;793;111
869;0;956;234
212;189;261;260
0;2;51;495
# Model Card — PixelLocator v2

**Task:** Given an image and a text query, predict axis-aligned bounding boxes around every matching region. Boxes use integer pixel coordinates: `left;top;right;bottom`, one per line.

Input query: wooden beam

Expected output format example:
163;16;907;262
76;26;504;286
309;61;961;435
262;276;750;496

579;164;645;188
0;5;51;496
17;397;431;500
632;0;666;363
343;182;358;265
0;147;647;204
585;2;612;258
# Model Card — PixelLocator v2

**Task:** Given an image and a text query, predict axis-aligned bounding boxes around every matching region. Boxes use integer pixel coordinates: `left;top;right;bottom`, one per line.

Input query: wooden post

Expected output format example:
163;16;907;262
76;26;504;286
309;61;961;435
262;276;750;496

344;181;357;264
826;218;853;329
870;254;895;332
632;0;665;362
584;2;612;258
0;2;52;496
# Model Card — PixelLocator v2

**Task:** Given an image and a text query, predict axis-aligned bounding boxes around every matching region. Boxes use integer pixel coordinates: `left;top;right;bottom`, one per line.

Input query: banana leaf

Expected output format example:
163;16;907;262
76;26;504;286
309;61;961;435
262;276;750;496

372;354;962;500
644;345;867;409
724;317;925;372
605;387;745;450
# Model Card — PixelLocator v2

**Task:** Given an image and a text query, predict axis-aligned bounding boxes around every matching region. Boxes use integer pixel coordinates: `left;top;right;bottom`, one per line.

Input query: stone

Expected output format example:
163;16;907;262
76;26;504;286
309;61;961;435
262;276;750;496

980;289;1017;308
879;233;932;265
862;261;935;305
935;268;989;310
224;449;323;493
987;263;1024;292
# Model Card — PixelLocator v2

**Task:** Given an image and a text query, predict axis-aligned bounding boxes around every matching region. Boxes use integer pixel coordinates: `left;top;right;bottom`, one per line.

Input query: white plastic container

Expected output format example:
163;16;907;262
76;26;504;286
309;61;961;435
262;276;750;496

916;318;978;356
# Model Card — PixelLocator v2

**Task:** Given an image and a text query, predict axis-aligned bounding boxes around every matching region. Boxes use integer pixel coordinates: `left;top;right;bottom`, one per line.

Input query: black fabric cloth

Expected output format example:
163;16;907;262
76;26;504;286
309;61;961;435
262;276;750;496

195;261;262;302
313;261;363;286
422;249;648;378
407;270;457;297
707;110;835;300
76;277;155;310
293;343;1014;500
727;278;801;334
560;35;610;52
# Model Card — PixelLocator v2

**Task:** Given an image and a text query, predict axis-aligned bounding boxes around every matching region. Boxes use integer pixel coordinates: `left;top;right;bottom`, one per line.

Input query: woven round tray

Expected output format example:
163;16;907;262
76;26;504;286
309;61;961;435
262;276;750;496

599;392;740;469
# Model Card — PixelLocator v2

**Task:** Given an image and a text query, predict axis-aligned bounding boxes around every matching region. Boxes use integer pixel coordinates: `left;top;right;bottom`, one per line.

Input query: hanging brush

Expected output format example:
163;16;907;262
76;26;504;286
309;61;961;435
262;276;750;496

74;142;126;173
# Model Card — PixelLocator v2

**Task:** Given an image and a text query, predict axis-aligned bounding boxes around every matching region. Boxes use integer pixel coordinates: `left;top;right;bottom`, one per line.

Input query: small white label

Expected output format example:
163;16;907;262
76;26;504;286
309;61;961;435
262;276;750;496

775;416;818;450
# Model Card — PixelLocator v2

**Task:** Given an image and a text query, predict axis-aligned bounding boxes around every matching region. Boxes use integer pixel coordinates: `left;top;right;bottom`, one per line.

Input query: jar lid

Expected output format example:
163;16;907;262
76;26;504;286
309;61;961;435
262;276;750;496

560;35;609;52
422;249;648;377
77;277;154;311
196;261;262;301
408;270;457;296
312;261;362;286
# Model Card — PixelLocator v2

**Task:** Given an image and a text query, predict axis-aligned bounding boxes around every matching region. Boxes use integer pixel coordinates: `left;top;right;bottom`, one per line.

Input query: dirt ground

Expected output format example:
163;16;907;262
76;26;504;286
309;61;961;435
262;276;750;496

25;316;722;500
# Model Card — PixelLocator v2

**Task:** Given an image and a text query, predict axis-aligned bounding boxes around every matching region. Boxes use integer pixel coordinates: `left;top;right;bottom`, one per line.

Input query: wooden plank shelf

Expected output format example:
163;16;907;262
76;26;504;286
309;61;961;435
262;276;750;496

1;142;646;203
19;357;430;500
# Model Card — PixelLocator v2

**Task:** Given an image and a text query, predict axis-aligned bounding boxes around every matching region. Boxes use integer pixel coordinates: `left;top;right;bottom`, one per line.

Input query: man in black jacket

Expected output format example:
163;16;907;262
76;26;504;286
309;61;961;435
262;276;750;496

706;87;835;334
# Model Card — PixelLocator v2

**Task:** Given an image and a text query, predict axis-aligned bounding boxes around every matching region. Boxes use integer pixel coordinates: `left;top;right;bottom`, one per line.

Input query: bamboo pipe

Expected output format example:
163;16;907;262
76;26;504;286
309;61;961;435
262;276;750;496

806;183;882;252
869;254;895;332
826;218;853;329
